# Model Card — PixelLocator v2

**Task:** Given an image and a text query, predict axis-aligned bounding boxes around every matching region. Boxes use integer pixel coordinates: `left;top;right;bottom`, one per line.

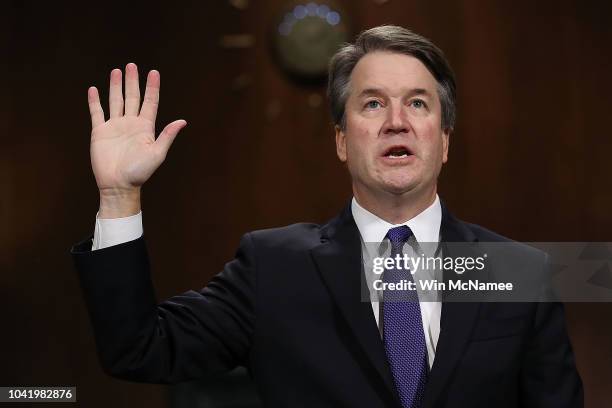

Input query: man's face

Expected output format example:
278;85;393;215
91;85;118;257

335;51;449;201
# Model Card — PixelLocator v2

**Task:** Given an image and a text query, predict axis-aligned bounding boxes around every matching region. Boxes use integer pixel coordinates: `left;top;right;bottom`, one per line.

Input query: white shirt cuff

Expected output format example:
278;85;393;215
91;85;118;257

92;211;144;251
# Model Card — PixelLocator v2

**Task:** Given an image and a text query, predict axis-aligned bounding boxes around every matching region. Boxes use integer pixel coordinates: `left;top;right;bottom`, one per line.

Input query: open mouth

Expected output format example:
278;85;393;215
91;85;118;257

382;145;413;158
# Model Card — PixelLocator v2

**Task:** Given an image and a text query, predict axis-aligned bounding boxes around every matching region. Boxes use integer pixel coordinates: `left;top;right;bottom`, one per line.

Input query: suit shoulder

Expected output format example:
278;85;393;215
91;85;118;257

465;222;513;242
246;222;323;250
464;222;546;259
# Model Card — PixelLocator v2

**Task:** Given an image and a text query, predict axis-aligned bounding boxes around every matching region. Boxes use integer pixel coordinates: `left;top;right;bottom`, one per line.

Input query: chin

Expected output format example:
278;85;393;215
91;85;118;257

379;179;419;196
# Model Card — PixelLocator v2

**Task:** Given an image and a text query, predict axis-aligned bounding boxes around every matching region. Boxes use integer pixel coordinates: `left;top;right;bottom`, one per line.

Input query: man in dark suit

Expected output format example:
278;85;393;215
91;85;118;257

72;26;583;407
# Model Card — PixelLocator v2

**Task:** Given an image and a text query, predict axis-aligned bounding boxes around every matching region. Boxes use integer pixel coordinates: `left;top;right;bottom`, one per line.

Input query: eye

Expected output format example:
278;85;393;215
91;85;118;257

410;99;427;109
365;100;382;110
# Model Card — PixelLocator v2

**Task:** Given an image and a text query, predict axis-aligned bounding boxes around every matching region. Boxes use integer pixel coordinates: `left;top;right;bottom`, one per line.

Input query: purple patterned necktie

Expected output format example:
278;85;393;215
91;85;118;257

383;226;428;408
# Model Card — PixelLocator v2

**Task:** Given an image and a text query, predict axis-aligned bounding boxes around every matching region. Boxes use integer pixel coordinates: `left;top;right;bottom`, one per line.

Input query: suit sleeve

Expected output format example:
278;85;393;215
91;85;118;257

71;233;257;384
519;255;584;407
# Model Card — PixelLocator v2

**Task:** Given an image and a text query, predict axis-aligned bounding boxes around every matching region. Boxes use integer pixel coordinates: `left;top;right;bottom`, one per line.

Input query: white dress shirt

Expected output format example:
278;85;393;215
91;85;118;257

92;196;442;368
92;211;143;250
351;196;442;369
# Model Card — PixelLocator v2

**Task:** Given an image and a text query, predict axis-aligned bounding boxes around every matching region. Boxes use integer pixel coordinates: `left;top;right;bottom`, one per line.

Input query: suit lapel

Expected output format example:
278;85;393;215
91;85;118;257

310;201;484;408
421;202;482;408
310;204;401;407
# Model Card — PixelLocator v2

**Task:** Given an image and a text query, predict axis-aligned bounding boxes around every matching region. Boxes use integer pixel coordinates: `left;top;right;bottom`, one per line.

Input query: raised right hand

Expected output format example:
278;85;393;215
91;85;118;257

88;63;186;217
87;64;187;218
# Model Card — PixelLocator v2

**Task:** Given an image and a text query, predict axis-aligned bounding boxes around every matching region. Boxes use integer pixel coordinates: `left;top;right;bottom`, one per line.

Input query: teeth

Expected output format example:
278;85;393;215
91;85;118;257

387;150;409;157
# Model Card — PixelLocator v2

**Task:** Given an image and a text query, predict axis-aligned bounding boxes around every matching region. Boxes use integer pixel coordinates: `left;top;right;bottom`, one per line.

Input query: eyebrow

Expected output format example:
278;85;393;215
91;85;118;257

356;87;432;99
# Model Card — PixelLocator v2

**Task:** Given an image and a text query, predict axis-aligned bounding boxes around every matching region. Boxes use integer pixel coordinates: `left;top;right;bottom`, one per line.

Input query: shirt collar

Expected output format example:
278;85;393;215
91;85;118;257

351;194;442;246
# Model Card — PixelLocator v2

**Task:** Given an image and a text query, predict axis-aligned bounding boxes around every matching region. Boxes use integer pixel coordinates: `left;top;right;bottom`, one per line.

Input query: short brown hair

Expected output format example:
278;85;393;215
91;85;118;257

327;25;456;131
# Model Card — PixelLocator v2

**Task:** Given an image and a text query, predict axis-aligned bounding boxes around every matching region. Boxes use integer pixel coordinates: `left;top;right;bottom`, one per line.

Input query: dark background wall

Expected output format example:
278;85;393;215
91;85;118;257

2;0;611;406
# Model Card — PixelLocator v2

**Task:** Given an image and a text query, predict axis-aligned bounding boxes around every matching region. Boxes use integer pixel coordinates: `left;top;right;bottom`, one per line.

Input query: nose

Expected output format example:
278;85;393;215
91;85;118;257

382;101;410;135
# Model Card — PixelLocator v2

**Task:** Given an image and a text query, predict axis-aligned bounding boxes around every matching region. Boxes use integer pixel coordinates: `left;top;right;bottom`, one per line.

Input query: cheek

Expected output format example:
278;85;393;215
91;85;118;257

415;123;445;157
345;125;375;160
346;113;382;138
349;141;379;174
345;138;367;169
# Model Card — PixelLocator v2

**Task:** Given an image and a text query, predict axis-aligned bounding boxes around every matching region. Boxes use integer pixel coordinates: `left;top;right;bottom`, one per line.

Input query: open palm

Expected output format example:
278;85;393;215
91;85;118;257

88;63;186;194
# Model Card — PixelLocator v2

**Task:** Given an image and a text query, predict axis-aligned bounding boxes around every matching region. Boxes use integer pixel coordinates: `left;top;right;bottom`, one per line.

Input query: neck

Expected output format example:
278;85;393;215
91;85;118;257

353;185;437;224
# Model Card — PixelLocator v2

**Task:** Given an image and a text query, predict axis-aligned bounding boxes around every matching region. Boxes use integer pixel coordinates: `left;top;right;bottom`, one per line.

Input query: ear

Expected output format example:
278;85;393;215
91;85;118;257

335;125;347;162
441;128;450;164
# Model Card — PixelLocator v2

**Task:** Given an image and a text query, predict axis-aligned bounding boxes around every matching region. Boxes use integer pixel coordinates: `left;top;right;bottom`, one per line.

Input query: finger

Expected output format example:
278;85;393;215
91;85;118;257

140;70;160;123
87;86;105;128
155;120;187;157
124;63;140;116
109;68;124;118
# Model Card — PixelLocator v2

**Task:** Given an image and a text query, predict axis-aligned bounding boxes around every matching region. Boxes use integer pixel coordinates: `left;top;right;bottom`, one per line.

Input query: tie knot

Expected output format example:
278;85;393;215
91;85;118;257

386;225;413;253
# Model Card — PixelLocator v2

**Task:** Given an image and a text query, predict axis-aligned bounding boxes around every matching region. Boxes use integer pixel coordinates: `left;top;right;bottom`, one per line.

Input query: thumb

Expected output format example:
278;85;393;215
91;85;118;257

155;119;187;156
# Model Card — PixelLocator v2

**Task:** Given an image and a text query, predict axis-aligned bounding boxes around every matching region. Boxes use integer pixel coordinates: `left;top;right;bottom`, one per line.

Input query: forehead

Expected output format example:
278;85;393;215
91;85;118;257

348;51;438;97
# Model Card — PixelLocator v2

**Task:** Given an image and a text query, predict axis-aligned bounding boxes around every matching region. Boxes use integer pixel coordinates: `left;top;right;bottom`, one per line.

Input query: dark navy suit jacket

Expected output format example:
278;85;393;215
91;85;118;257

71;202;583;407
